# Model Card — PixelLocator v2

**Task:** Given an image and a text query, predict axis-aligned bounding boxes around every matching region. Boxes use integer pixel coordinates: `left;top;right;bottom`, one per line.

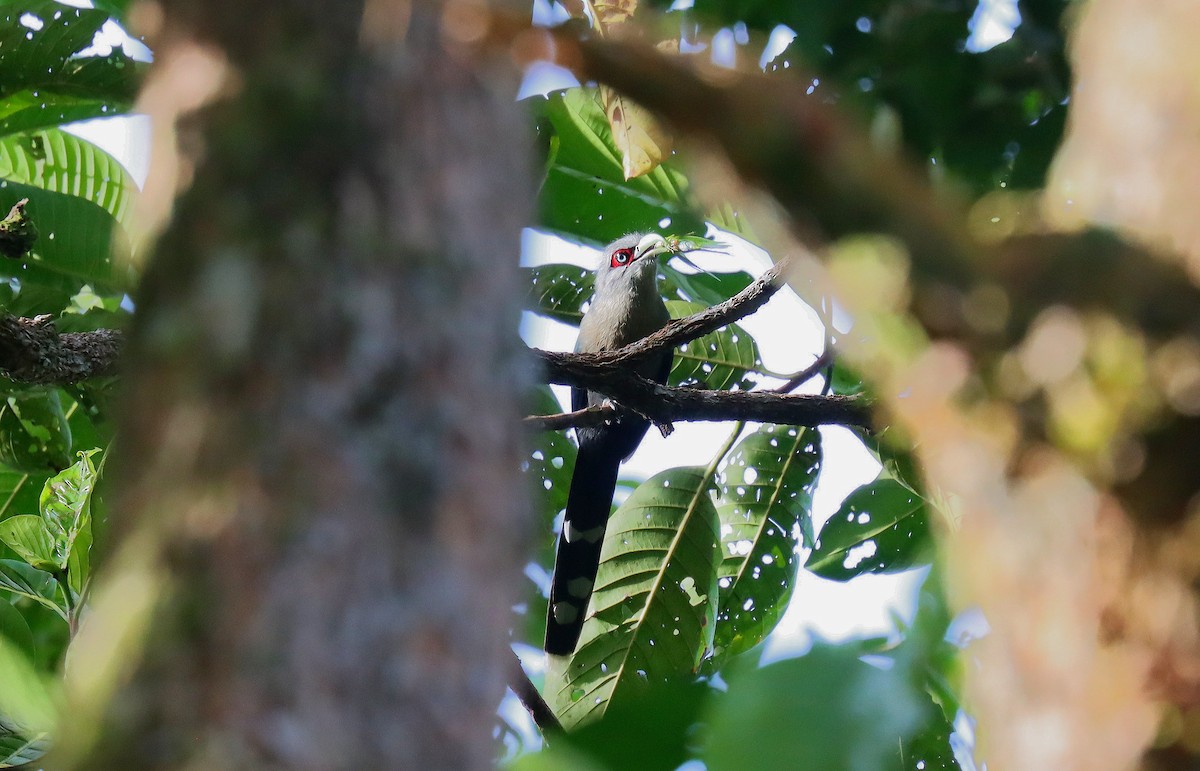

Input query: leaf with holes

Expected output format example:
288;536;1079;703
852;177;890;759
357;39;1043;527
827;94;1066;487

39;448;98;581
0;391;72;474
806;478;932;581
665;300;764;390
523;263;594;325
549;467;719;729
711;425;821;663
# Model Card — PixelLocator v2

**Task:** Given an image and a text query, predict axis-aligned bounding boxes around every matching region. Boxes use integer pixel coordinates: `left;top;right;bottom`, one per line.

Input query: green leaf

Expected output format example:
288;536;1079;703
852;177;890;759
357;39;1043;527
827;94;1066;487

712;425;821;662
0;635;56;734
549;467;719;729
724;0;1070;194
0;713;46;768
561;680;710;771
665;300;764;390
905;704;963;771
0;599;33;660
0;560;61;617
525;386;577;526
806;478;932;581
0;128;136;227
0;466;48;524
829;358;866;396
86;0;135;24
660;263;754;308
39;448;98;577
0;516;54;571
0;2;143;104
0;90;127;139
20;601;65;674
0;450;97;576
704;644;925;771
705;201;758;244
534;88;706;245
523;386;579;645
522;263;593;325
0;183;134;294
0;390;72;473
505;743;609;771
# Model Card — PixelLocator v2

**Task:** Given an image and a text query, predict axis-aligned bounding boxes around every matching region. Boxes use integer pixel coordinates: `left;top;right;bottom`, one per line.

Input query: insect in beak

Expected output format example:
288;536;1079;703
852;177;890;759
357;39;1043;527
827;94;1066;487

634;233;671;261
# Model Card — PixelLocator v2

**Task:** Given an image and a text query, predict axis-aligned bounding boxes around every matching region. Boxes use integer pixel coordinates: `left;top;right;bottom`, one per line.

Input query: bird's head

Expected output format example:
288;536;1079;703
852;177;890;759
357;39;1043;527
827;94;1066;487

594;233;670;296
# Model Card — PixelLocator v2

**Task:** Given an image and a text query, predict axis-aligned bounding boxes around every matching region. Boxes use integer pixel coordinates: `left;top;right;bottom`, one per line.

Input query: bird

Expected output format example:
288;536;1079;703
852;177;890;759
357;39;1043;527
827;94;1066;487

544;232;675;657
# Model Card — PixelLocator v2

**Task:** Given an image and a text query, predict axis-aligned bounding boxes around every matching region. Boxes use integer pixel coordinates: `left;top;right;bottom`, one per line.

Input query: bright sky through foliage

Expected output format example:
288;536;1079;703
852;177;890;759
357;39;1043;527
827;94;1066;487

967;0;1021;52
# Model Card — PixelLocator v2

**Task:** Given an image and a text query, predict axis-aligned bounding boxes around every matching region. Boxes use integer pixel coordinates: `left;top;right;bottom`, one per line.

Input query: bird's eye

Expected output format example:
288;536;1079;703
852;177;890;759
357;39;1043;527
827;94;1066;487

610;248;634;268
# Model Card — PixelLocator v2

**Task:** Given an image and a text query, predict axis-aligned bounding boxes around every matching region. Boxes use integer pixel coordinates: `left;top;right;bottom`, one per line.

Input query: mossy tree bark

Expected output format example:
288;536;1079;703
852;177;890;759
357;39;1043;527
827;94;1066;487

67;1;533;767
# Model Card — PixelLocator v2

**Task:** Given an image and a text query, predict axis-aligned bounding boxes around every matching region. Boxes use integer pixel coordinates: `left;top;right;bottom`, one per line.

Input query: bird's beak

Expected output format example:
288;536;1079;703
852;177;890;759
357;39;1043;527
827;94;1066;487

634;233;671;261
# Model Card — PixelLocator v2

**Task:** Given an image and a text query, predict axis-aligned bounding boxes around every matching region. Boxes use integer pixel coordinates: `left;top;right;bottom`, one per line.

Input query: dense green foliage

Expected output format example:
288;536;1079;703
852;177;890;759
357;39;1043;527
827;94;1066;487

0;0;1072;767
0;1;139;762
515;0;1070;767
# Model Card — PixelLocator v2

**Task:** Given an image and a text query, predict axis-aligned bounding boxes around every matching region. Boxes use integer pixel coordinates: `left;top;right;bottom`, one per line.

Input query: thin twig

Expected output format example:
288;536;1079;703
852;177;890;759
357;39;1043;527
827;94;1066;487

523;403;618;432
771;347;835;394
510;650;562;738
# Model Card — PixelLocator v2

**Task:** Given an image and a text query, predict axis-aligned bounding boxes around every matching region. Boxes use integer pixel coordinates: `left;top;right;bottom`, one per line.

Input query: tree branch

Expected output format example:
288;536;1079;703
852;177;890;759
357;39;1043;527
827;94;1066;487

510;650;562;738
534;363;870;429
537;257;789;372
0;315;123;384
772;348;835;394
524;403;619;432
528;256;869;429
530;255;787;384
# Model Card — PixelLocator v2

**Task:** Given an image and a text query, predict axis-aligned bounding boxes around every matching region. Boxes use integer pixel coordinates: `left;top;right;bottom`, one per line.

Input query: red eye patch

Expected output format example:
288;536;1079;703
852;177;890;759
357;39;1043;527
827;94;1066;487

610;248;635;268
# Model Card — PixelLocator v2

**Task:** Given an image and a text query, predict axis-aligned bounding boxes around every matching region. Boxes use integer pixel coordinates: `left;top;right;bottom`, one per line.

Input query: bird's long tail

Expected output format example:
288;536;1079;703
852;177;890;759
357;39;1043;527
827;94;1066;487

545;439;623;656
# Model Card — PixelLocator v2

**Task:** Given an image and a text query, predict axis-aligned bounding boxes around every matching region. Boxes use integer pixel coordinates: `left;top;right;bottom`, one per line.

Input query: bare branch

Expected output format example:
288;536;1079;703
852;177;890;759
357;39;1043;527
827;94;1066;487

524;403;618;431
530;256;788;384
510;650;562;738
536;257;790;372
527;256;868;429
538;359;870;429
772;348;835;394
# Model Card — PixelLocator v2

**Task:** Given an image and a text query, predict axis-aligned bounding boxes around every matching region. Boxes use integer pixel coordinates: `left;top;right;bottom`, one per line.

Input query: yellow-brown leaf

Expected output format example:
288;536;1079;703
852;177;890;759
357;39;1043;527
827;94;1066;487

601;86;672;180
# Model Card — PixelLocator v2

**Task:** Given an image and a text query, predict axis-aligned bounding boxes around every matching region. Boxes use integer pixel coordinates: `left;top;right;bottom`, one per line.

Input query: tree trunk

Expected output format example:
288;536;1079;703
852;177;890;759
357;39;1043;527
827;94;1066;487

58;1;533;767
